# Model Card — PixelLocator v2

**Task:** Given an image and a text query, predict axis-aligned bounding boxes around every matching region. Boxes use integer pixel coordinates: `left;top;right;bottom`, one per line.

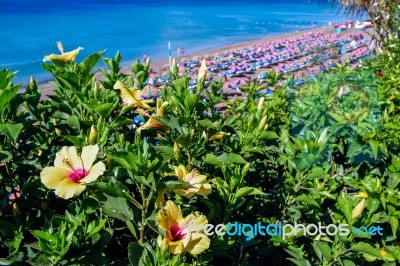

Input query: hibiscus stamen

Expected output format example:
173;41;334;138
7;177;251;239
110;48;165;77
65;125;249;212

169;225;185;241
68;169;88;183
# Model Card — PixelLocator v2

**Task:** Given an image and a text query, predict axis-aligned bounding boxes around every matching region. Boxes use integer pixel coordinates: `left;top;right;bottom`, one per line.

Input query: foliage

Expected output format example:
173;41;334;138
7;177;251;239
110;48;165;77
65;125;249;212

1;34;400;265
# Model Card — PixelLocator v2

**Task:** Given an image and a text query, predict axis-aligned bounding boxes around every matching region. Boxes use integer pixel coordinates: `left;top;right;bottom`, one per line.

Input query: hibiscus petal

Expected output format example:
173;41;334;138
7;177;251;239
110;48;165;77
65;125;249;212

189;174;207;185
197;183;212;196
40;167;70;189
186;233;210;255
54;146;83;170
81;145;99;170
81;162;106;183
54;179;86;199
174;165;188;180
168;239;185;254
157;201;183;231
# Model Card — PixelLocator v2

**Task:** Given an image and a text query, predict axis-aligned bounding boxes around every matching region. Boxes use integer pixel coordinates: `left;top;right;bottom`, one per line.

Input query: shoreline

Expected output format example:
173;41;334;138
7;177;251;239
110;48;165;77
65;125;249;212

32;25;367;99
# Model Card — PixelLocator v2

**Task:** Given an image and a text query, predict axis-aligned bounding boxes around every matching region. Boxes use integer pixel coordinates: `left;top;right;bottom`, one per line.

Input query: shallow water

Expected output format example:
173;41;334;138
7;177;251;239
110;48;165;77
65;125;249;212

0;0;367;83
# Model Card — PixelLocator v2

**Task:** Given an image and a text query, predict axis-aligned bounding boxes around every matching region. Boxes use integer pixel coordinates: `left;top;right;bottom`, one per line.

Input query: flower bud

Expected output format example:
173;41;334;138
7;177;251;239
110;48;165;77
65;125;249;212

55;128;62;136
12;203;20;216
209;132;225;140
257;115;268;131
89;125;97;144
155;192;165;209
174;142;181;160
197;59;207;87
29;76;36;88
93;81;99;97
172;58;178;75
351;198;366;219
119;133;125;144
354;191;368;199
257;97;265;113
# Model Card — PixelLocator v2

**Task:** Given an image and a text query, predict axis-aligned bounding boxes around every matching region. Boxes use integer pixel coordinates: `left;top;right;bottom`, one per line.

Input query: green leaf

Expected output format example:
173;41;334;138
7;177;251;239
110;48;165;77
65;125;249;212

198;119;216;129
156;178;192;192
295;194;319;208
100;195;134;221
369;140;380;160
0;151;12;163
389;216;398;237
79;50;106;76
128;242;145;266
93;103;117;117
126;221;138;239
307;167;329;179
95;181;130;198
30;230;53;242
226;153;248;164
235;187;265;199
203;154;223;168
338;192;353;224
287;258;312;266
0;123;23;142
65;115;80;132
350;242;385;260
258;131;279;140
314;241;332;261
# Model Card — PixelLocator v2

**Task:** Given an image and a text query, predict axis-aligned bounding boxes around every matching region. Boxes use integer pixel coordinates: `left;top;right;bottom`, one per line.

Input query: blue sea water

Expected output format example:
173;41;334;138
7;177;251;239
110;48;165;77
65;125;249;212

0;0;366;83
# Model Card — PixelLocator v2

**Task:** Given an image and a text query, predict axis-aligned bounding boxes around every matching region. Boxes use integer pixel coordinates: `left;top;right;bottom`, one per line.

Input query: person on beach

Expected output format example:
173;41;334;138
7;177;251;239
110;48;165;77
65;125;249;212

177;48;185;58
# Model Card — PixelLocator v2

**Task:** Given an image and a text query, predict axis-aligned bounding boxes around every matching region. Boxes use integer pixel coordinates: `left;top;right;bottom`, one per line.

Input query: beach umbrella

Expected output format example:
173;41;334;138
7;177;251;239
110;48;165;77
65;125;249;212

235;78;249;87
258;57;268;63
222;82;237;92
239;62;251;69
229;65;242;73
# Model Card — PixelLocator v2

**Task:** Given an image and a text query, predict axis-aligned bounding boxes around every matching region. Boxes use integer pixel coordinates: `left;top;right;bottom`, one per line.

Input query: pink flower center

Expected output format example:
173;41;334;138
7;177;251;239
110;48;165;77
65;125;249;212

69;168;88;183
169;225;185;242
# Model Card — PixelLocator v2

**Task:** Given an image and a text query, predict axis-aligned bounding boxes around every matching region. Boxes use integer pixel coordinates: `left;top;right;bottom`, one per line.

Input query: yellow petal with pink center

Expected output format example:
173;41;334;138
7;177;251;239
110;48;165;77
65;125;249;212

81;145;99;170
81;162;106;183
54;179;86;199
54;146;83;170
156;201;183;231
40;167;70;189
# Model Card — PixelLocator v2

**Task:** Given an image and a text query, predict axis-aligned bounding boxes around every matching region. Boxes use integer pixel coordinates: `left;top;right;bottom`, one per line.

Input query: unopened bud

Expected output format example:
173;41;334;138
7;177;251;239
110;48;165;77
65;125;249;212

172;58;178;74
155;192;165;209
119;133;125;144
209;132;225;141
12;203;20;216
89;125;97;144
257;97;265;112
257;115;268;131
93;81;99;97
55;128;62;136
354;191;368;199
174;142;181;159
198;59;207;87
29;76;36;88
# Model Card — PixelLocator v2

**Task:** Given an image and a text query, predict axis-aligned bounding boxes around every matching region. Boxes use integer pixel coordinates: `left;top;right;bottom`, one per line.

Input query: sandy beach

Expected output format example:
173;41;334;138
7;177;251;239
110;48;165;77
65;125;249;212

35;25;371;100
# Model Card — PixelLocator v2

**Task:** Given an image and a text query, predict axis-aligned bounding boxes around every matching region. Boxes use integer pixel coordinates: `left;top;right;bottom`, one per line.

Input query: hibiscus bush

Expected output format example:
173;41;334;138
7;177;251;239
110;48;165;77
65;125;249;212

1;39;400;266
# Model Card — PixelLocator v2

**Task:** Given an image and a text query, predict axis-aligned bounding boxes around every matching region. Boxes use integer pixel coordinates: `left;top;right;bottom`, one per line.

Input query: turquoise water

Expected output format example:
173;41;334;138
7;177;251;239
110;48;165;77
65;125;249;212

0;0;366;83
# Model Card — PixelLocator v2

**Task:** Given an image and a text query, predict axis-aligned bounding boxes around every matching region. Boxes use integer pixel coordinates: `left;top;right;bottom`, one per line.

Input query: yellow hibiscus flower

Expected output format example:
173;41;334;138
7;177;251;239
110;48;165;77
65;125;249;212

156;201;210;255
174;165;211;198
113;81;153;109
137;99;168;132
43;45;83;63
40;145;106;199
